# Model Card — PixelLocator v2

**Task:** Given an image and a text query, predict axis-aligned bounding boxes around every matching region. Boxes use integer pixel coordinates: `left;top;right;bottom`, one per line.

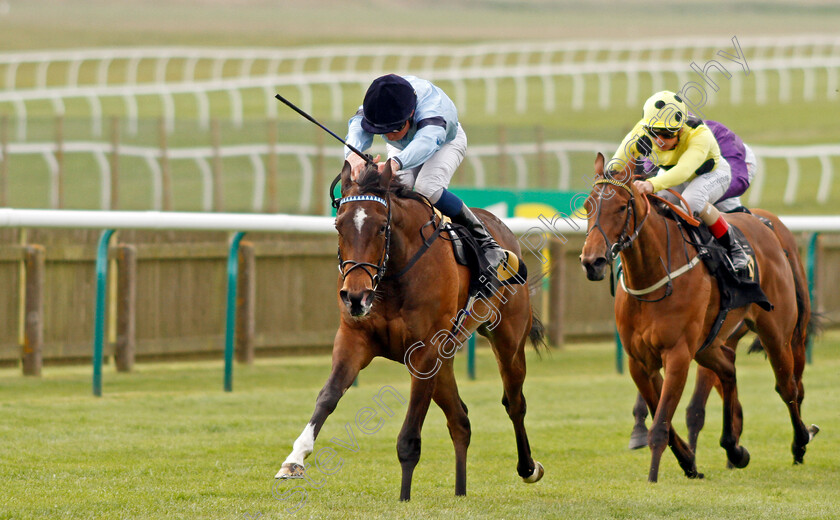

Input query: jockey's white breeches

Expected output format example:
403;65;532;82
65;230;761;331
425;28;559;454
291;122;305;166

655;156;732;216
386;124;467;203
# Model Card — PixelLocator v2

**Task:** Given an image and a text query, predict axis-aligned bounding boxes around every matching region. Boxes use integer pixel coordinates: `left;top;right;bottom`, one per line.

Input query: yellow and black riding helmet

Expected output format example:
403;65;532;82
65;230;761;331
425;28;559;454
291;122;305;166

642;90;687;135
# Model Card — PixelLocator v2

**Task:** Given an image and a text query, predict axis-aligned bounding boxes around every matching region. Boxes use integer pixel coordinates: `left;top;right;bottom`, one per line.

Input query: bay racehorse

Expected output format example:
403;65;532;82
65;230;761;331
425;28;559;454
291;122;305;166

275;160;546;500
629;207;820;455
682;208;819;456
580;153;818;482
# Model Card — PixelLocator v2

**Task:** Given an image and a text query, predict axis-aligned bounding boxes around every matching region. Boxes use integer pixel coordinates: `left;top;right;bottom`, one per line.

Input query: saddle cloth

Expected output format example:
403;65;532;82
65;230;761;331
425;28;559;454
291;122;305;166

443;222;528;294
664;207;773;353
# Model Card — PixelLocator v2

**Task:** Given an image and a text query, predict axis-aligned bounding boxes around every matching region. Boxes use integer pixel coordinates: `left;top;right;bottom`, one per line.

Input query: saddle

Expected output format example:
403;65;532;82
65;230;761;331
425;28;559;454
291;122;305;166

661;205;773;354
443;221;528;295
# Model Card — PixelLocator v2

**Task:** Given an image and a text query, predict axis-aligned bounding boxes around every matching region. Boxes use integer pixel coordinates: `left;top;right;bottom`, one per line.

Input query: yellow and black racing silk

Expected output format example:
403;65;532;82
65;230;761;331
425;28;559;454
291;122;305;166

610;117;723;193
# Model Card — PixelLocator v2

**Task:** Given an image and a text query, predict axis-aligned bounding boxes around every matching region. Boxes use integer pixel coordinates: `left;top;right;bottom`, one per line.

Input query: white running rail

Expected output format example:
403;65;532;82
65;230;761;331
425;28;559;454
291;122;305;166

2;140;837;212
1;36;839;138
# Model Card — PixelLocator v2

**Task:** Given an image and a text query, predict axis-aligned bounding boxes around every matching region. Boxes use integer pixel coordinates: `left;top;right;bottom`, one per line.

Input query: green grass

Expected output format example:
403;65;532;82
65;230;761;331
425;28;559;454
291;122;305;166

1;332;839;519
2;2;840;214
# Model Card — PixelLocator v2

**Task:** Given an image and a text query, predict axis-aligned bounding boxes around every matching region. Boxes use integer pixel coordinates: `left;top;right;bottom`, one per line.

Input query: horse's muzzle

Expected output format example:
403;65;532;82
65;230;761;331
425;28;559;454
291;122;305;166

580;255;608;281
340;289;374;317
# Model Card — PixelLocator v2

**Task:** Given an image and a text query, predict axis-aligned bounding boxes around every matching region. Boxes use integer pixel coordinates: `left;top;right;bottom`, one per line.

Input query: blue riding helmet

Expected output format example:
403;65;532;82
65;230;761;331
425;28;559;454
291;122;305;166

361;74;417;134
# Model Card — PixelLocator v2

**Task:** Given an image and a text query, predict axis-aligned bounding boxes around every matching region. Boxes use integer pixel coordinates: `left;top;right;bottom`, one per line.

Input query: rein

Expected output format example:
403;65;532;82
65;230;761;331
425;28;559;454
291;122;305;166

649;190;701;227
591;176;701;301
386;208;446;280
591;176;651;261
336;191;444;289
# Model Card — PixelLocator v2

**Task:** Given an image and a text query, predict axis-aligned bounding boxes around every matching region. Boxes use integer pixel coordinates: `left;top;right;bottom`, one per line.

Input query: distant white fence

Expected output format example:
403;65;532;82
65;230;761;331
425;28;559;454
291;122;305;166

1;35;839;139
3;139;837;213
4;35;839;90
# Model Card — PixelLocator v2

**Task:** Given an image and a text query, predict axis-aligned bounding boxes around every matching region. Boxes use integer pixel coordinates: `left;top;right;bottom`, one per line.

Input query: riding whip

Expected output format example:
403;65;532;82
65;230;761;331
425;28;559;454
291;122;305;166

274;94;373;165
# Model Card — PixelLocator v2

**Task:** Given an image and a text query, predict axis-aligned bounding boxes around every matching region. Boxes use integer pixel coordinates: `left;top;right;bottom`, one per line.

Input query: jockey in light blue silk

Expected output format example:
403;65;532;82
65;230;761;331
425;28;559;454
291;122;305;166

344;74;506;274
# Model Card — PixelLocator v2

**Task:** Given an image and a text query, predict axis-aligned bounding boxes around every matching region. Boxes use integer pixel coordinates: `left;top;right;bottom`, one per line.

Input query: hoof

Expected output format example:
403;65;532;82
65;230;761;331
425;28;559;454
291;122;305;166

808;424;820;442
687;470;705;480
793;426;819;465
275;462;305;479
628;426;648;450
793;445;806;465
522;461;544;483
728;446;750;469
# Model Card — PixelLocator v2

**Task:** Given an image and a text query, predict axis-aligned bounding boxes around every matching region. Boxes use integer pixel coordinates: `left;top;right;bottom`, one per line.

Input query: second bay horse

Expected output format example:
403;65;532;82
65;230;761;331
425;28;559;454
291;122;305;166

580;153;817;482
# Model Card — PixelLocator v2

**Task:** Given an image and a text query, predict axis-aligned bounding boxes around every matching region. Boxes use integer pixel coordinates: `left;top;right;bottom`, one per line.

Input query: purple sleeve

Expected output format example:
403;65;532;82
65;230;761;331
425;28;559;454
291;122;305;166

706;120;750;200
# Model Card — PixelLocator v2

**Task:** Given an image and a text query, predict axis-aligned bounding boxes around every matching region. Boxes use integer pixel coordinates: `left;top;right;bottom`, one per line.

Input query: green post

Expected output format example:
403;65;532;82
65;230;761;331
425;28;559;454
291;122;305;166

805;232;819;365
614;256;623;374
224;232;246;392
467;335;476;380
615;328;624;374
93;229;116;397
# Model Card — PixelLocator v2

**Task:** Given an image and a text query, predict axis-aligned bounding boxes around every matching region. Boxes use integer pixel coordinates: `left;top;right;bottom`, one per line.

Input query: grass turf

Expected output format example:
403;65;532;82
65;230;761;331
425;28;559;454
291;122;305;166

1;331;838;519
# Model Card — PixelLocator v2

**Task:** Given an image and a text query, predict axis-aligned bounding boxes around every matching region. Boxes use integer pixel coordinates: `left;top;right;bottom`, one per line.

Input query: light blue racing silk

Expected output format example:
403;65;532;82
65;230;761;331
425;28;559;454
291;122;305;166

345;75;459;170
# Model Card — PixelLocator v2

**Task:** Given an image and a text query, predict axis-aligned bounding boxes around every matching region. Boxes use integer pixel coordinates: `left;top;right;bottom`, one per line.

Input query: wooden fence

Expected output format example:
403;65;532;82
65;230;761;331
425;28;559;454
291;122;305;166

1;228;837;371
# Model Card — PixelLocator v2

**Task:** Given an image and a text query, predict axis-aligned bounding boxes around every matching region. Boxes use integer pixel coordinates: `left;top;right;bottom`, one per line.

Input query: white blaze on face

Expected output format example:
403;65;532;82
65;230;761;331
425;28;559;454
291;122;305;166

281;422;316;468
353;207;367;234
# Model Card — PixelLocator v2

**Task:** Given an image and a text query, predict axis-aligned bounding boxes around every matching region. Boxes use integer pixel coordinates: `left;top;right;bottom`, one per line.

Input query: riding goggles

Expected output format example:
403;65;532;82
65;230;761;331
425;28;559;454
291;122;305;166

645;127;679;139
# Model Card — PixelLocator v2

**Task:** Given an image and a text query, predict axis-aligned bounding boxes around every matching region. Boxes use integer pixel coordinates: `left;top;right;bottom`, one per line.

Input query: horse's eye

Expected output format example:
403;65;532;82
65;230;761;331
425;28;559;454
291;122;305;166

617;205;627;212
378;225;387;235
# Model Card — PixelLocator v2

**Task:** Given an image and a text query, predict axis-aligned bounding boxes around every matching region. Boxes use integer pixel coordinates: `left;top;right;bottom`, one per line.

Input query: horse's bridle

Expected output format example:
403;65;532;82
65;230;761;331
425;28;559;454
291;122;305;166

336;194;392;291
590;175;651;262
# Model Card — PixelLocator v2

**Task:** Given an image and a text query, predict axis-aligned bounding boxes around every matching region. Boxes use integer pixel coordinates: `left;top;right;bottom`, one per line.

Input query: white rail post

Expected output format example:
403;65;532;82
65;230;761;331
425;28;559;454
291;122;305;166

783;156;800;205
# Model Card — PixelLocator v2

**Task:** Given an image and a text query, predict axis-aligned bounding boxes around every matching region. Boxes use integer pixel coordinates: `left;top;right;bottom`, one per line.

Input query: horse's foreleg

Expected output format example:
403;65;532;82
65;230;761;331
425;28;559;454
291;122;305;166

695;342;750;469
431;363;471;496
397;373;436;502
276;333;371;479
648;345;694;482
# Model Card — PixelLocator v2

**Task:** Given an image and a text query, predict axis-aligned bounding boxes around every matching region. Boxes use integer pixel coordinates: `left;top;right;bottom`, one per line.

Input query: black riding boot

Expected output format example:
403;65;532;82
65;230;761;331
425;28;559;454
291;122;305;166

717;229;750;274
452;205;507;273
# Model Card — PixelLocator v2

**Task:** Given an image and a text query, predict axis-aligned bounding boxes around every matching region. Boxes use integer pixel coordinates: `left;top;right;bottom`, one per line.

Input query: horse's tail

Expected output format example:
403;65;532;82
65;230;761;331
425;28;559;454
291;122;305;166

529;309;548;353
526;268;548;353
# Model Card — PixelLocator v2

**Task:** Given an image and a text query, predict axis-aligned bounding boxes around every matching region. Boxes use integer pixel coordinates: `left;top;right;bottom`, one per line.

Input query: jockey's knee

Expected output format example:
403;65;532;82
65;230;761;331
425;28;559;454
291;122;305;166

413;178;446;201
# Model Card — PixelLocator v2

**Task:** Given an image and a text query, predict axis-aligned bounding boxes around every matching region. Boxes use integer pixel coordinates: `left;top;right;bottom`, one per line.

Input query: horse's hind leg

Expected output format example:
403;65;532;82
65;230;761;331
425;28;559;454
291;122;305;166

487;322;543;483
686;365;719;455
694;341;750;469
432;363;471;496
629;393;649;450
754;314;814;464
396;373;436;501
688;323;748;456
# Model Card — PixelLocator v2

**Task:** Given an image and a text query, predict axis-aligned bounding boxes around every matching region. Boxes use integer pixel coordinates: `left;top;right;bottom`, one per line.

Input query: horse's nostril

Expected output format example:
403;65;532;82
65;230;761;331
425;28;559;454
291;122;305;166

592;257;607;269
340;289;373;316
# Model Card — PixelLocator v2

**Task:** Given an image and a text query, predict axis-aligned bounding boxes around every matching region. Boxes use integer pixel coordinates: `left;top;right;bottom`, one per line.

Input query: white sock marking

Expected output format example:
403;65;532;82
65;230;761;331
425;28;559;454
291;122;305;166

282;422;315;468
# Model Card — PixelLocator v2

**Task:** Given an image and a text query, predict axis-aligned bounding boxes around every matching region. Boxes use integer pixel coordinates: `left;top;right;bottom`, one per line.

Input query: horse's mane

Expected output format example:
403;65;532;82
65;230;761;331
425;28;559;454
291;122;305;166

356;166;427;205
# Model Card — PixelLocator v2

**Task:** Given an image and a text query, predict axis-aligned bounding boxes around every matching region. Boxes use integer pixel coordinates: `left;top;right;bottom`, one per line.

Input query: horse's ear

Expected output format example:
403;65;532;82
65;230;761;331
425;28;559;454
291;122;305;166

379;159;394;190
340;160;352;193
594;152;605;176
